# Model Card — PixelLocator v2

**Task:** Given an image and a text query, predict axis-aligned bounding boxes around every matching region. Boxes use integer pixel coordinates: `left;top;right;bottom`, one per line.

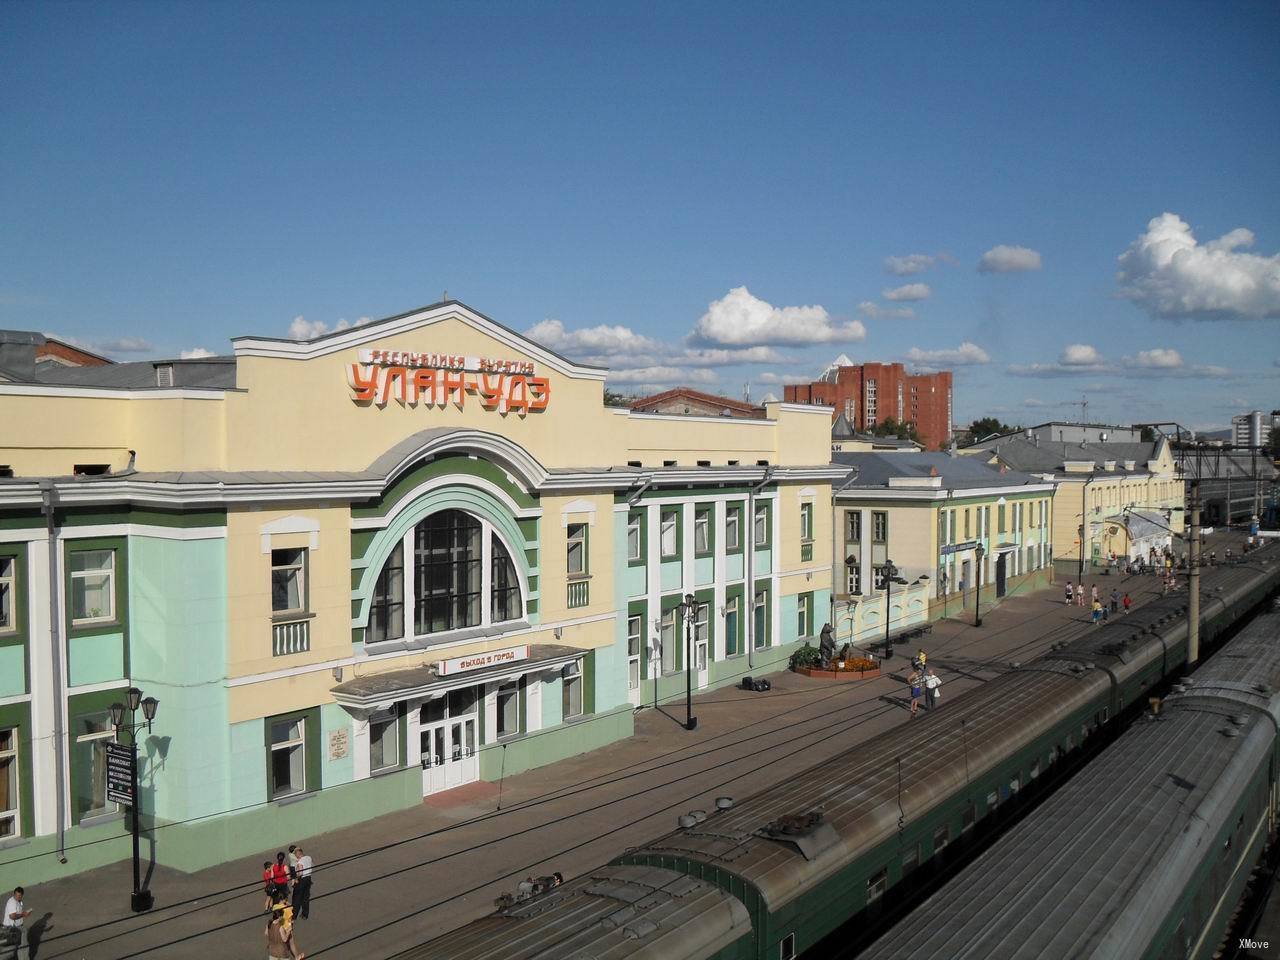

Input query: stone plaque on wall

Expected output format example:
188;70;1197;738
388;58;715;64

328;727;349;762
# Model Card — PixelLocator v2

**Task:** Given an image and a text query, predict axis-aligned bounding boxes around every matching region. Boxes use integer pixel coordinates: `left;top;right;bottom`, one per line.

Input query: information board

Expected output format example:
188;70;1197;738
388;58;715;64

106;741;135;807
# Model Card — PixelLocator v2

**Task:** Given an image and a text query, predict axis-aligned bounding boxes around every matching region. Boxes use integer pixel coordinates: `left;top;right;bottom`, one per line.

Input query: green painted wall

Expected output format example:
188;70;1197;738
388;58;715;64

753;548;771;575
67;631;125;686
321;703;355;786
478;705;633;781
694;557;715;586
780;594;799;643
726;552;744;581
129;536;229;823
542;675;563;728
660;559;681;592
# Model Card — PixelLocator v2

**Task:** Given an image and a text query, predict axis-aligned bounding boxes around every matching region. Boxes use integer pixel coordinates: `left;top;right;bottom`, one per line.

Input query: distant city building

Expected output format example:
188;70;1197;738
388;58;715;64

784;356;952;450
1231;410;1275;449
629;387;765;419
0;330;113;381
830;413;922;452
977;421;1142;446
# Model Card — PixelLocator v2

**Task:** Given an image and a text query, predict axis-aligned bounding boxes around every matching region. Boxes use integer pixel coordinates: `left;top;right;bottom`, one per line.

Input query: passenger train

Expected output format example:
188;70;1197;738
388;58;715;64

394;550;1280;960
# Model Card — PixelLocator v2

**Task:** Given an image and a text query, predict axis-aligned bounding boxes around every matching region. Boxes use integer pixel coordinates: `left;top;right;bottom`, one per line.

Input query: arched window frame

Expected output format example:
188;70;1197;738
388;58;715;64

365;508;528;647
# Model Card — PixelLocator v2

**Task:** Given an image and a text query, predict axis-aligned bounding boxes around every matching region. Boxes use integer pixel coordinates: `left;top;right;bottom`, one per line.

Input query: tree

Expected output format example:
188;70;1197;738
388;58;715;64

603;388;634;407
966;417;1017;442
870;417;922;444
1139;425;1155;442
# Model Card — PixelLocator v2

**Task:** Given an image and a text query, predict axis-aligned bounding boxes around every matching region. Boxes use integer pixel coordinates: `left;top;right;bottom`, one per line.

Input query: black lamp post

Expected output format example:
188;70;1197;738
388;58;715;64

882;560;899;659
110;686;159;913
678;592;699;730
974;545;986;628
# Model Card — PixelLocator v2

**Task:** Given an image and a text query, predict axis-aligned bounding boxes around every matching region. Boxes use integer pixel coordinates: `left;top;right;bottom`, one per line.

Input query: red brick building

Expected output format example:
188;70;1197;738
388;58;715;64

784;361;952;450
629;387;764;419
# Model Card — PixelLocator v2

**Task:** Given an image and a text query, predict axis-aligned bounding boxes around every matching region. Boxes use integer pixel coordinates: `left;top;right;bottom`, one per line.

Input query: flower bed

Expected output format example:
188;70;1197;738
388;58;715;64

794;657;881;681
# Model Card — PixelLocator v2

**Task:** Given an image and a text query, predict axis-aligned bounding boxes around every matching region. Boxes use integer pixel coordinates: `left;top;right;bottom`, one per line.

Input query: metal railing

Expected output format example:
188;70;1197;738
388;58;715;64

272;617;311;656
567;579;590;609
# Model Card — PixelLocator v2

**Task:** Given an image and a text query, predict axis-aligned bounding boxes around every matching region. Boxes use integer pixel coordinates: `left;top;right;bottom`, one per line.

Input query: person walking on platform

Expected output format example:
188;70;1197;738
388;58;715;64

1122;592;1131;615
1065;581;1074;605
1091;599;1102;625
3;886;32;960
909;670;922;718
1110;589;1119;614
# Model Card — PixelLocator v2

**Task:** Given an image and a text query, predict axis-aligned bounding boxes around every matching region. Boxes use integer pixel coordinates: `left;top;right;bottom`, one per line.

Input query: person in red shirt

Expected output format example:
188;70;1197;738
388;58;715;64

1122;593;1132;615
271;852;291;904
263;861;276;912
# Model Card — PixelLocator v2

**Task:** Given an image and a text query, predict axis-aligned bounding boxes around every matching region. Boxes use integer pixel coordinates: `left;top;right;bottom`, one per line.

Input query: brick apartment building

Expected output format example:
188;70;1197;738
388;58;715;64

784;359;953;450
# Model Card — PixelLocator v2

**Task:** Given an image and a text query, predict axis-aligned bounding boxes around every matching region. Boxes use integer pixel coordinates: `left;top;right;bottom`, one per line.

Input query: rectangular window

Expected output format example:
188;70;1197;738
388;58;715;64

726;506;742;552
0;556;13;632
780;933;797;960
964;509;971;539
866;866;888;903
661;608;677;673
845;510;861;543
269;717;306;799
873;566;890;591
754;591;767;649
694;508;711;555
563;667;583;719
627;616;642;689
567;523;588;576
70;549;115;624
270;547;307;616
74;711;117;820
725;596;740;657
846;563;861;595
368;709;398;773
933;824;951;854
962;801;976;833
496;681;520;737
797;594;810;638
872;511;888;544
660;511;679;559
754;504;770;547
998;504;1007;534
800;503;813;541
369;541;405;643
902;843;920;876
627;512;642;562
938;511;947;547
0;727;18;838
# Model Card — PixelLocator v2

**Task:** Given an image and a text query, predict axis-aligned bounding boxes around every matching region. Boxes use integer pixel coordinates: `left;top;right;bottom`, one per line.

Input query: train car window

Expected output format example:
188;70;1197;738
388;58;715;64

1030;760;1040;780
962;801;976;832
866;868;888;903
987;791;999;811
902;843;920;876
780;933;797;960
933;824;951;854
1066;734;1075;751
1009;776;1020;795
1101;706;1109;722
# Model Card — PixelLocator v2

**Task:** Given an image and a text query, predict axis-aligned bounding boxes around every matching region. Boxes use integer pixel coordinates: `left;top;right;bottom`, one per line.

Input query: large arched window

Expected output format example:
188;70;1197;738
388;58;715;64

367;509;524;645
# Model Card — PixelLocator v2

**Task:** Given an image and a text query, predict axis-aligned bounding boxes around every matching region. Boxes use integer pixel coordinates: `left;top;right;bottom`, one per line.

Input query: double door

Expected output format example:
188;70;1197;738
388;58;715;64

420;687;479;795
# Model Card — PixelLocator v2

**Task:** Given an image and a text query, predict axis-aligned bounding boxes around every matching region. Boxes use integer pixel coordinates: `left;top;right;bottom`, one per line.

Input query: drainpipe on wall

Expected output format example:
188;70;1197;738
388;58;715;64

746;466;775;669
832;467;861;641
40;480;69;863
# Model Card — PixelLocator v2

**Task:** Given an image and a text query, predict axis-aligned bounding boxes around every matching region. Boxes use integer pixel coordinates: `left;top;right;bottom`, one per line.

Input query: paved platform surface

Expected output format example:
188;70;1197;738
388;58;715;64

14;536;1258;959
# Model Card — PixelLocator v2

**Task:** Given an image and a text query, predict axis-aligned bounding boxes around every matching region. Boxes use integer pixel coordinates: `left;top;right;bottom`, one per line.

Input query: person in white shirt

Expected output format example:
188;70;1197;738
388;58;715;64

292;847;313;921
3;886;32;958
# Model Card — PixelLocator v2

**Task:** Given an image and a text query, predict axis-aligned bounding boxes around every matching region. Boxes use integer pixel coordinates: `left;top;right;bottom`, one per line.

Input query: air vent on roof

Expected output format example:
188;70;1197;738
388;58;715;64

663;460;677;467
155;364;174;387
627;460;642;468
73;464;110;476
697;460;711;467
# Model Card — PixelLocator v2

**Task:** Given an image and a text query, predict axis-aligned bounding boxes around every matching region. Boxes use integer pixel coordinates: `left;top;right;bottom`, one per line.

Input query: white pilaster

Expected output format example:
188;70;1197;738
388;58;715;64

26;537;57;836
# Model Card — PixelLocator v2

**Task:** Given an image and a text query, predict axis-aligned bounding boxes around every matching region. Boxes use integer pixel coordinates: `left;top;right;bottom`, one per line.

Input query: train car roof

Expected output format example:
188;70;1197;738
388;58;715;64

862;611;1280;960
388;864;751;960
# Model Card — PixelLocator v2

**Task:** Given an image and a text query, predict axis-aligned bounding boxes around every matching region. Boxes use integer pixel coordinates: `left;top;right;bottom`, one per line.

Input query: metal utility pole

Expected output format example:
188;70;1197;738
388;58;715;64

1188;479;1201;665
680;593;698;731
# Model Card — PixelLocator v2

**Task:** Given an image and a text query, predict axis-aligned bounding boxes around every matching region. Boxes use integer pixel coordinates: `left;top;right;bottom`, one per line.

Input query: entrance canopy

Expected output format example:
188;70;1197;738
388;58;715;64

332;643;583;711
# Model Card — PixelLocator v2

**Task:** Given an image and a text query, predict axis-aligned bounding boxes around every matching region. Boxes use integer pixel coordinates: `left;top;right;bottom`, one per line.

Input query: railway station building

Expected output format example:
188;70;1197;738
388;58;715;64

831;451;1056;646
0;301;840;882
965;435;1184;575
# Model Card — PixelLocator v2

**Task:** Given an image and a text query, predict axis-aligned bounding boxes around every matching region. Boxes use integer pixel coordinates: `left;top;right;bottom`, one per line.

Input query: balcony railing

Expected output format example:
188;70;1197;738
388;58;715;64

801;541;814;562
272;617;311;657
567;578;590;609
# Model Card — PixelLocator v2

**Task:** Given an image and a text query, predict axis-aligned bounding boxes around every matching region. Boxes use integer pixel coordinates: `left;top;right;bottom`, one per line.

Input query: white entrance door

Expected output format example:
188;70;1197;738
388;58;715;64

419;689;480;796
695;602;710;690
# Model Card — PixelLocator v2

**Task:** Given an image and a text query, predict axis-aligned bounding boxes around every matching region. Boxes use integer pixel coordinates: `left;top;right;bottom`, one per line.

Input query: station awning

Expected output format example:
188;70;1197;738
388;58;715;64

331;643;585;711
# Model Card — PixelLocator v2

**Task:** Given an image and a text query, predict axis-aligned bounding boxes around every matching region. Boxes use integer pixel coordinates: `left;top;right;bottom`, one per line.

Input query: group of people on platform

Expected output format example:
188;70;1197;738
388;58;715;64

907;649;941;718
1064;582;1133;624
262;844;313;960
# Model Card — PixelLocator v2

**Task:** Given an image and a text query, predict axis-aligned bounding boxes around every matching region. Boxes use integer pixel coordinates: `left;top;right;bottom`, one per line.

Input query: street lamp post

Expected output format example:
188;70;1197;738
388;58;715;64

679;592;699;731
110;686;159;913
882;559;899;659
974;545;986;627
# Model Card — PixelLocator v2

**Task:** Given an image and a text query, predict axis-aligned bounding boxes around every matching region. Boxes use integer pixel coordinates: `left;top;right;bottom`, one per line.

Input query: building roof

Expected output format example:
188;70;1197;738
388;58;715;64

25;356;237;389
832;451;1047;492
629;387;764;417
969;437;1166;476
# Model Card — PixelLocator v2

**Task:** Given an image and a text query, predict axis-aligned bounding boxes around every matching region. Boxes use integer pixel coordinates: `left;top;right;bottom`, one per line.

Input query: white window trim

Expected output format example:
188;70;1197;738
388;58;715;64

271;547;309;618
660;512;679;559
567;522;589;577
269;717;307;799
694;509;711;555
725;507;741;552
75;715;118;819
562;670;583;720
626;616;642;689
368;708;399;773
0;726;19;838
69;549;116;625
0;556;14;634
495;680;521;739
626;514;642;562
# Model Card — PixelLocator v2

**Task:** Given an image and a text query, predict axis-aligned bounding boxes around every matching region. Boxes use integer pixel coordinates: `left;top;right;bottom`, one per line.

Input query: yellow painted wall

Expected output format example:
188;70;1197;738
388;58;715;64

538;492;618;623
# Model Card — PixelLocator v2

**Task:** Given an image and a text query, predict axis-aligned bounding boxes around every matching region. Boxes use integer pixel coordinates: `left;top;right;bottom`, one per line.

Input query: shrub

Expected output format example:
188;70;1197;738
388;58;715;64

789;643;823;670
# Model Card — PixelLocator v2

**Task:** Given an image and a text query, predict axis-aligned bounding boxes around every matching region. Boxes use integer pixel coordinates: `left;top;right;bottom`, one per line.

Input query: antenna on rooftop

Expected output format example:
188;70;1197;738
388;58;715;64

1068;393;1088;423
743;382;751;404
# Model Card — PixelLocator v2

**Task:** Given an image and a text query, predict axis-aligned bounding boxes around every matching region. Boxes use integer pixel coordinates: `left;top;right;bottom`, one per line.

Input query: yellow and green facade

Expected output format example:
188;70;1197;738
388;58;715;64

0;300;839;883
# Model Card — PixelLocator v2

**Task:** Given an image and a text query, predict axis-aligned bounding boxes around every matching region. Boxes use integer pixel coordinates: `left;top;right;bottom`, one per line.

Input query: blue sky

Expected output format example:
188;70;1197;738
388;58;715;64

3;1;1279;429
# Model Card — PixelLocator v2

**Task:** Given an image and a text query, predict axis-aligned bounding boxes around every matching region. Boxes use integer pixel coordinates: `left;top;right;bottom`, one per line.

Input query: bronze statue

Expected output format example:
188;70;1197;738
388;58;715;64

819;623;836;667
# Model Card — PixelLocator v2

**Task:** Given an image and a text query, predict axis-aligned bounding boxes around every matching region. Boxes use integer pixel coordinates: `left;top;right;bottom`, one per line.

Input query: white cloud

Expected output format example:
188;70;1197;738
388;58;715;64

606;366;718;386
97;336;153;354
1061;343;1104;366
857;300;916;320
883;283;931;302
1128;347;1182;369
978;244;1042;273
527;319;661;357
691;286;865;346
884;253;936;276
758;371;807;384
527;317;785;369
180;347;216;359
1116;212;1280;319
905;342;991;367
286;314;372;340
